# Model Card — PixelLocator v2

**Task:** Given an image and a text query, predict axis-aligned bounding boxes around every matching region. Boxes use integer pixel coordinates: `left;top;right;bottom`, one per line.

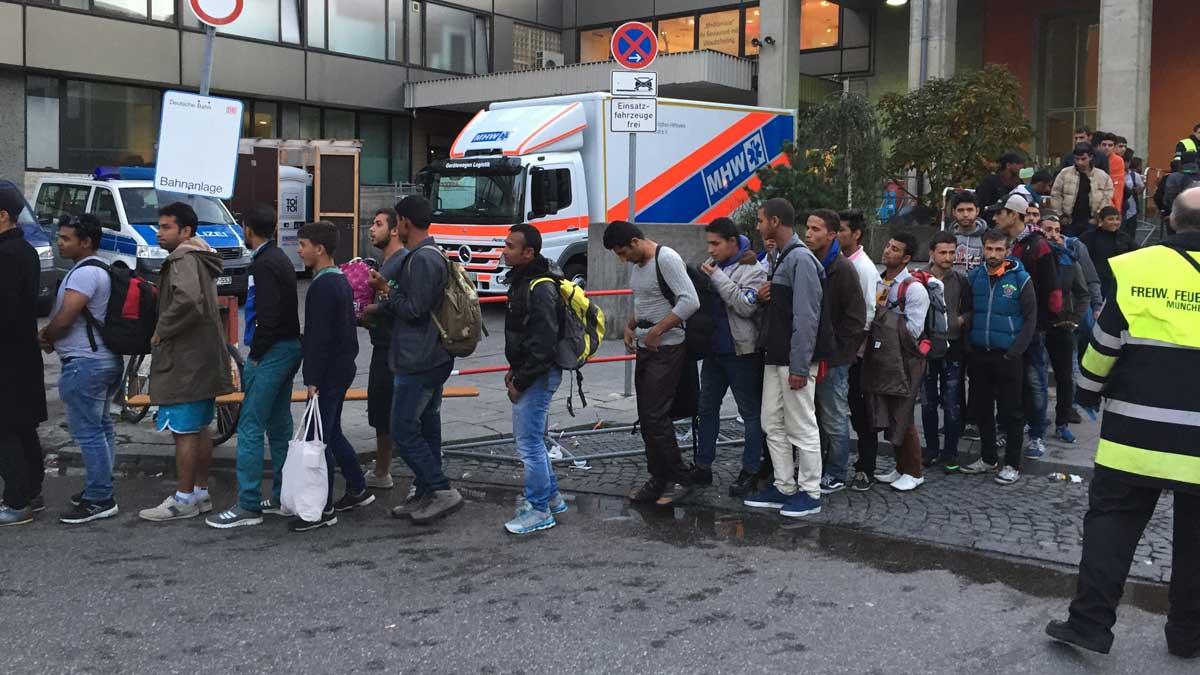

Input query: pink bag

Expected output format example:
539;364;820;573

339;258;375;319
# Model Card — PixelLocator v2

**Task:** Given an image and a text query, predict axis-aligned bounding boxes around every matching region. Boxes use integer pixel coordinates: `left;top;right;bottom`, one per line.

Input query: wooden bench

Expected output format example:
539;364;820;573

125;386;479;407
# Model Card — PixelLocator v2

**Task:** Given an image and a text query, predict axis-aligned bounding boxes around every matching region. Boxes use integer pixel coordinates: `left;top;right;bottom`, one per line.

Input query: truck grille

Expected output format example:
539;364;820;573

216;247;243;260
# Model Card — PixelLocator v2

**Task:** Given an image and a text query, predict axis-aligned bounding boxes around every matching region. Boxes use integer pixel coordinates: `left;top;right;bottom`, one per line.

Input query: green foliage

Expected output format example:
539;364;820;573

736;143;839;237
877;64;1033;208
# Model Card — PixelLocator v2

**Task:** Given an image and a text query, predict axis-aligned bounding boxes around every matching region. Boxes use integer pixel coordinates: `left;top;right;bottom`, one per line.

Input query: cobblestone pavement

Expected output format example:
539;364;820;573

432;421;1175;585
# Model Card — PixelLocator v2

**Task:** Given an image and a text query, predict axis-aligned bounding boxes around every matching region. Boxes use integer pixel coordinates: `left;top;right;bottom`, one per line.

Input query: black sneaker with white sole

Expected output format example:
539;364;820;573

289;510;338;532
59;499;119;524
205;506;264;529
333;490;376;512
70;491;84;507
29;494;45;513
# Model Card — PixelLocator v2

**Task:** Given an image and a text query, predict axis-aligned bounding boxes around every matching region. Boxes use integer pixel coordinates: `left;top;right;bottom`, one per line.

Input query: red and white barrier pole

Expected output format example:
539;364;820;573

451;353;635;377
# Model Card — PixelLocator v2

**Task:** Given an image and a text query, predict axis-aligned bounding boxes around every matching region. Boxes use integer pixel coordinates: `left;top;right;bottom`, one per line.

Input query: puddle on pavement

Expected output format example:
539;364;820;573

455;482;1170;617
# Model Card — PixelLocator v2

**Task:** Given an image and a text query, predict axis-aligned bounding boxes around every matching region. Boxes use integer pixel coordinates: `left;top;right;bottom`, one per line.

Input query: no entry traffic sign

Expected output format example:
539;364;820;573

611;22;658;70
189;0;244;27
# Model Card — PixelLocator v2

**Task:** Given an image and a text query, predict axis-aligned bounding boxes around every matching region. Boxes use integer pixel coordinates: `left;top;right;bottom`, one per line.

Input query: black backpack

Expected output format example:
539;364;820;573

653;245;719;360
76;260;159;355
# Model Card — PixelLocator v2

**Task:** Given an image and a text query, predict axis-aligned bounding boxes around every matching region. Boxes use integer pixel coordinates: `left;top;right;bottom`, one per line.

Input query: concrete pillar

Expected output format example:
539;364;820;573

1098;0;1152;155
756;0;802;110
907;0;957;90
0;69;25;188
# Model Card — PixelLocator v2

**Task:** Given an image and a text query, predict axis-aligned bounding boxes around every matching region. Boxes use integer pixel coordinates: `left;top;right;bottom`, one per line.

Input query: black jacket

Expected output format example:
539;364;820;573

504;255;560;392
382;237;452;375
1080;227;1137;302
302;269;359;390
0;228;47;427
248;240;300;361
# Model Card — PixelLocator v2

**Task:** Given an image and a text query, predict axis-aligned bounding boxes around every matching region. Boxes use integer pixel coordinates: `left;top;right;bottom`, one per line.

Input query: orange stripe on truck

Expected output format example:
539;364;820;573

430;215;586;239
695;153;789;223
506;102;583;156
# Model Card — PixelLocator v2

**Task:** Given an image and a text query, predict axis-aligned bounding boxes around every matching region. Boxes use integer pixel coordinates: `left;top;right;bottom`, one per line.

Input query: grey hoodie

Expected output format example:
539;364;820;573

762;234;823;376
953;219;987;275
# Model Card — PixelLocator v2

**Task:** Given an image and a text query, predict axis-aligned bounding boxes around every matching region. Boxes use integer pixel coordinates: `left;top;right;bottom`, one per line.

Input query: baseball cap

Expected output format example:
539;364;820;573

1003;193;1029;215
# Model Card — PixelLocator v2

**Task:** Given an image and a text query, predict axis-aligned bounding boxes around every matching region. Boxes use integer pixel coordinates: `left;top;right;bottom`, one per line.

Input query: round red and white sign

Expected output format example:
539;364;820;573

189;0;244;27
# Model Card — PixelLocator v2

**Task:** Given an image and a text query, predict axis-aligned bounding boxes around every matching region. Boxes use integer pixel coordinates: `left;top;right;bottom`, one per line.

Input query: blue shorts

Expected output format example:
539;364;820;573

155;399;216;434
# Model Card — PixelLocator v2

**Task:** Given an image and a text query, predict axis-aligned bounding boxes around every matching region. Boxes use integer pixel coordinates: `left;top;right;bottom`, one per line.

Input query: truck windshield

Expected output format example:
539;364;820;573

123;188;236;225
430;172;525;225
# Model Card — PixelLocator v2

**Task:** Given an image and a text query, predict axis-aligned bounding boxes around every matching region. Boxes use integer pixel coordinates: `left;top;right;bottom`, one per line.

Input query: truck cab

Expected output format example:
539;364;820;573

33;167;252;298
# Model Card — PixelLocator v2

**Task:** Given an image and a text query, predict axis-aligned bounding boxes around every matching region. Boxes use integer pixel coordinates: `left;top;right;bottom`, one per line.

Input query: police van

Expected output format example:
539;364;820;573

32;167;251;298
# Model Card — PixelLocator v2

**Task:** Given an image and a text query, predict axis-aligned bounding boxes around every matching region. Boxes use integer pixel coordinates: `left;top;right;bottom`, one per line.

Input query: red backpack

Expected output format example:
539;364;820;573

78;260;159;355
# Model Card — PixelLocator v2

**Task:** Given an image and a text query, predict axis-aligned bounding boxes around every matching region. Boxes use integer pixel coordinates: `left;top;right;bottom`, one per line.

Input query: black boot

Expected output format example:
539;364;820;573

1045;620;1113;654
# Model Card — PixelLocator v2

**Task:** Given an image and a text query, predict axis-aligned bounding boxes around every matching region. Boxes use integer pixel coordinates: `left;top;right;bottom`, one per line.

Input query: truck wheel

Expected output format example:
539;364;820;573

564;262;586;289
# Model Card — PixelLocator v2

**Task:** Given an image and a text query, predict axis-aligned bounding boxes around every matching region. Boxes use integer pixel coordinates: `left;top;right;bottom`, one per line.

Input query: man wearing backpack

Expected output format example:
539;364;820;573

139;203;234;523
369;196;464;524
500;223;571;534
1039;214;1092;444
922;231;970;473
38;215;124;524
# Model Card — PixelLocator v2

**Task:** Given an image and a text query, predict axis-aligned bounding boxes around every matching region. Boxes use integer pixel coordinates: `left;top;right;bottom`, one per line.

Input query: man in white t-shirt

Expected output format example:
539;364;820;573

836;210;882;492
38;215;123;524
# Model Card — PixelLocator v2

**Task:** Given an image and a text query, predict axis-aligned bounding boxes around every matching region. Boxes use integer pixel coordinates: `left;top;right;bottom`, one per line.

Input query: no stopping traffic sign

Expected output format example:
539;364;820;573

611;22;658;70
189;0;243;27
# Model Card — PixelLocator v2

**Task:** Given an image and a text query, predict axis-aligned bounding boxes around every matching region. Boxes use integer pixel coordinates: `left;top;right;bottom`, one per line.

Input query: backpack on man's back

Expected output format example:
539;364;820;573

77;259;158;355
407;245;483;358
897;269;949;360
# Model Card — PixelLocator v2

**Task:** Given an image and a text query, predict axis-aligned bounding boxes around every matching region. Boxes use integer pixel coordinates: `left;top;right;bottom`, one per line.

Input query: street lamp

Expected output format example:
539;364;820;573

885;0;909;6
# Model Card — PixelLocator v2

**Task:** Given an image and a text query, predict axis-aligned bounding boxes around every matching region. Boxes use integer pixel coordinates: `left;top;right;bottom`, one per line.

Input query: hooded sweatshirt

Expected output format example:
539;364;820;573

953;219;988;274
706;235;767;356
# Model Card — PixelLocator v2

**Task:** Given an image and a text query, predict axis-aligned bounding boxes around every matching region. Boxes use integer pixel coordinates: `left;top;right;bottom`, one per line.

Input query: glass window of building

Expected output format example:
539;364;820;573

512;24;562;70
426;3;485;74
359;114;390;184
324;109;356;140
698;9;741;56
1041;13;1099;158
89;0;148;21
308;0;327;48
474;14;490;74
328;0;387;59
391;116;412;183
251;102;278;139
62;80;160;172
800;0;840;50
281;0;302;44
579;27;613;63
26;76;60;170
657;16;695;55
408;0;424;64
280;103;301;139
745;7;760;55
151;0;175;22
300;106;322;139
183;0;282;42
388;0;406;60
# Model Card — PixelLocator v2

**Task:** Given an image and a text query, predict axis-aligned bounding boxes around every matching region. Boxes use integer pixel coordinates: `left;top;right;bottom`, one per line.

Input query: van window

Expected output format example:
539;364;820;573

92;189;121;230
121;188;235;225
35;184;90;223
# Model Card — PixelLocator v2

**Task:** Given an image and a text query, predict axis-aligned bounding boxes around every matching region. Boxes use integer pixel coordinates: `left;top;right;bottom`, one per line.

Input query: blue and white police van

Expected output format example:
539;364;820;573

32;167;251;298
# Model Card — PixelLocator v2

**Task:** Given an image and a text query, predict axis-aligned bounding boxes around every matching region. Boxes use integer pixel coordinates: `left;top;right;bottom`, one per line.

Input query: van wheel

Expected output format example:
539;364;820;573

564;262;586;289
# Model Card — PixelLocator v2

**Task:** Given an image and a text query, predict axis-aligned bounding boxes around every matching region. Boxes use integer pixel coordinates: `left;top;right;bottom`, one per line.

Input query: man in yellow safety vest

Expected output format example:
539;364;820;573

1174;123;1200;162
1046;186;1200;658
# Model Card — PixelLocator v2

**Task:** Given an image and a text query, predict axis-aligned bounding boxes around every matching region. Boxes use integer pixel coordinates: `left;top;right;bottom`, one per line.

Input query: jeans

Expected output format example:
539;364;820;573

513;369;562;512
969;349;1024;469
236;339;301;511
1023;333;1049;440
761;364;822;499
392;362;453;495
314;385;366;508
921;357;962;464
59;356;122;502
816;364;851;482
0;425;44;510
696;353;764;473
1045;327;1077;427
635;344;690;483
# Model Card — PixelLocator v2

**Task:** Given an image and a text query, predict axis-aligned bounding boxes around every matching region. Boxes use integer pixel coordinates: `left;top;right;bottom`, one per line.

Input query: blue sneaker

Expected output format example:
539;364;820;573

780;492;822;518
1025;438;1046;460
1056;425;1077;444
505;507;555;535
548;493;569;515
743;486;788;509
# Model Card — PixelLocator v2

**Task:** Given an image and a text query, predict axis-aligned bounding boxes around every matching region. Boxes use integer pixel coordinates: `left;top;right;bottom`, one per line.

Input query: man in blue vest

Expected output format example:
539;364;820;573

960;229;1036;485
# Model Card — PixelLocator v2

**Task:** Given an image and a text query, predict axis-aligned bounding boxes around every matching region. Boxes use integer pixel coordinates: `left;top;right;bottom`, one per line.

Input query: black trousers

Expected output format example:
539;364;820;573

849;357;880;474
968;349;1023;468
1069;467;1200;651
635;344;690;483
0;424;44;510
1045;327;1077;427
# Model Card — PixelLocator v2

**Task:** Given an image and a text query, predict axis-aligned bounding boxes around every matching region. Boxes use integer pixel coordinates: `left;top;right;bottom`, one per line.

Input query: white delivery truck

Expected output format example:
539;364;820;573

424;92;795;293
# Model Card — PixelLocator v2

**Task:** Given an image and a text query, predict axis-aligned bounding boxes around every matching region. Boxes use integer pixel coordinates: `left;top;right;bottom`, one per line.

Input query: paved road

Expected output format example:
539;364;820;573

2;474;1188;674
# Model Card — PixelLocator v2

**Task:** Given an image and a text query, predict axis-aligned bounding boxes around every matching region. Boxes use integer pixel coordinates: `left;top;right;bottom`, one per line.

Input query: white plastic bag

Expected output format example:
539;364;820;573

280;395;328;522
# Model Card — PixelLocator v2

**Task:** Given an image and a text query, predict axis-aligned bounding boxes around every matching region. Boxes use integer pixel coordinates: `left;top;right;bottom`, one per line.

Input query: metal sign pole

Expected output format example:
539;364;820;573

627;133;636;222
199;24;217;96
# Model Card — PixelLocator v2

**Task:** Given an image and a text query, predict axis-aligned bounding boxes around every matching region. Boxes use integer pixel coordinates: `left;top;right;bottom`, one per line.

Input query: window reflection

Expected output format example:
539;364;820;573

799;0;839;50
579;27;613;63
657;16;694;55
329;0;386;59
699;9;741;57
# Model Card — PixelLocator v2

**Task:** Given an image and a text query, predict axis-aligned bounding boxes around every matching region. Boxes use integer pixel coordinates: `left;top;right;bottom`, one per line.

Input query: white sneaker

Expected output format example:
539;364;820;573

994;465;1020;485
365;473;394;489
891;474;925;491
874;469;901;484
959;459;998;475
138;495;200;522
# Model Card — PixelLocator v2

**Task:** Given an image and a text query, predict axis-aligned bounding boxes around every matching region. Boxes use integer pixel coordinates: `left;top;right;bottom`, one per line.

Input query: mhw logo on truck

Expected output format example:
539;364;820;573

701;132;769;205
471;131;511;142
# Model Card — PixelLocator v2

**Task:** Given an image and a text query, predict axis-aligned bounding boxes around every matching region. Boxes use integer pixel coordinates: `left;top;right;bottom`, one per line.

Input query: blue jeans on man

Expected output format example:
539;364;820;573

921;357;962;464
816;363;851;482
513;369;562;512
392;361;453;496
314;385;367;509
1023;333;1049;440
59;356;122;502
235;339;301;512
695;353;764;473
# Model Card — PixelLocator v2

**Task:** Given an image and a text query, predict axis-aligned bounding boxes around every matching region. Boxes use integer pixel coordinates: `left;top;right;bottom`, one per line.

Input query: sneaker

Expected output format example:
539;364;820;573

959;459;998;475
366;473;395;490
995;465;1020;485
1045;620;1112;654
195;494;212;514
729;470;757;498
205;506;263;529
333;490;376;512
504;507;555;535
849;471;874;492
0;505;33;527
1067;408;1083;425
874;469;901;484
60;499;119;524
29;494;45;513
686;465;713;486
628;478;667;504
138;495;200;522
260;498;288;516
779;492;821;518
410;489;464;525
943;463;961;474
548;493;569;515
819;475;846;494
744;486;788;509
655;482;692;506
69;491;85;507
891;474;926;492
1168;641;1200;659
996;435;1008;449
1056;425;1077;443
392;492;428;520
1025;438;1046;461
289;510;338;532
962;423;980;440
922;456;940;469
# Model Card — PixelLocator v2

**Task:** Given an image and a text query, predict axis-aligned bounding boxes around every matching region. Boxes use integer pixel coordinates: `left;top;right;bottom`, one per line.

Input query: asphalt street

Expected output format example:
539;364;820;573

1;472;1190;675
